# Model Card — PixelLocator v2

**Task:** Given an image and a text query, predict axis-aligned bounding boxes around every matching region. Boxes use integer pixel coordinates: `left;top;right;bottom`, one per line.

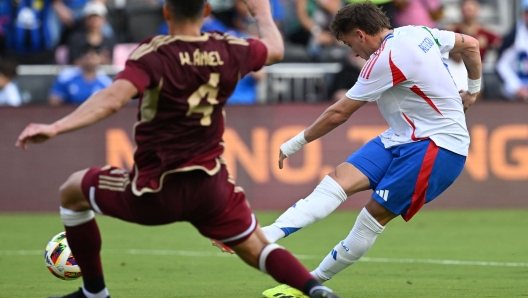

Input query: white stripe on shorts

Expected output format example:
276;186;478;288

218;213;256;243
89;186;103;215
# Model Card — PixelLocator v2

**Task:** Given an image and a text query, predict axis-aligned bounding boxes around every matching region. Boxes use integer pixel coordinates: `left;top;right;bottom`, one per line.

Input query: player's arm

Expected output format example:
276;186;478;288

278;97;367;169
449;33;481;112
304;97;367;142
16;79;136;150
244;0;284;64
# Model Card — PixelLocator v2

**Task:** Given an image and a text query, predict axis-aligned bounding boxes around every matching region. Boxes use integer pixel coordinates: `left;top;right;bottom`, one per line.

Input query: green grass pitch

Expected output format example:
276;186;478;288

1;210;528;298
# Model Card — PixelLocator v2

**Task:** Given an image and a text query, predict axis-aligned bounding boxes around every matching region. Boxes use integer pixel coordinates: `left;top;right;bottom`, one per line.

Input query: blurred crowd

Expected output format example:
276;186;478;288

0;0;527;106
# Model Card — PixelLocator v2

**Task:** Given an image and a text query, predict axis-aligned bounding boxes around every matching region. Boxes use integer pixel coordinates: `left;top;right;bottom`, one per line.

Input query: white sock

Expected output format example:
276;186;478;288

82;286;109;298
262;176;347;243
312;208;384;282
60;207;95;227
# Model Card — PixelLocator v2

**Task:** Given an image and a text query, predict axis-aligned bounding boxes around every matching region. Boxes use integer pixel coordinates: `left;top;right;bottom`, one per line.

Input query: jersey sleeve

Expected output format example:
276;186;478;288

346;50;404;102
114;44;163;97
240;38;267;75
425;27;456;59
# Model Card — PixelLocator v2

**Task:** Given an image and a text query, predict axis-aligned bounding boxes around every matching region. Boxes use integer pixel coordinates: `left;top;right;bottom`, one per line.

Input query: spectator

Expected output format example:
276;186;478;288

48;44;111;106
447;0;501;61
287;0;342;60
56;0;114;44
392;0;443;28
0;59;22;106
496;0;528;102
67;1;115;64
1;0;63;64
0;0;9;56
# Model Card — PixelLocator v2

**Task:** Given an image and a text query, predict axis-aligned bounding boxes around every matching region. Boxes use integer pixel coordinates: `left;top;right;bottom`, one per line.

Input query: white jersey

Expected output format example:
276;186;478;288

346;26;469;156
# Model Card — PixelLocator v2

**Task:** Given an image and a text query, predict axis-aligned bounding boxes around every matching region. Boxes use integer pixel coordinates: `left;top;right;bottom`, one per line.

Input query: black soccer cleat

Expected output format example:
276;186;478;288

48;287;110;298
309;288;342;298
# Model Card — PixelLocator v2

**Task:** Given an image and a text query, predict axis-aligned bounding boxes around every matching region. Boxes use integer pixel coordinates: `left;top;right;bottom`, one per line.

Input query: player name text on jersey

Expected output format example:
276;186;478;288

179;50;224;66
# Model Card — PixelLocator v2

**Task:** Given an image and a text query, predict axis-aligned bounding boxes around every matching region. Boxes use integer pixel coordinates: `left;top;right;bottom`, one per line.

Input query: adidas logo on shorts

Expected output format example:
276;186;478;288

376;189;389;201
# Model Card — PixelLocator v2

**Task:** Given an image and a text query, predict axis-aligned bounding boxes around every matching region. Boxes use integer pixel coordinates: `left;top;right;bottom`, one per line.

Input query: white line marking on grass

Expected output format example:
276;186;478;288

0;250;42;255
123;249;233;258
3;249;528;267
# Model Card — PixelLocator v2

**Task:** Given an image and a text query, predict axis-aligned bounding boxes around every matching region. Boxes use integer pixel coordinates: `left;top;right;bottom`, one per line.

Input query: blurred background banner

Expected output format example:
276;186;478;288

1;102;527;212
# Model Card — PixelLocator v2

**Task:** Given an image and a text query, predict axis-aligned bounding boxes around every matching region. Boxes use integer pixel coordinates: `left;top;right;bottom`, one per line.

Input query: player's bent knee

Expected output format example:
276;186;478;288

59;169;90;211
364;198;397;226
329;163;370;196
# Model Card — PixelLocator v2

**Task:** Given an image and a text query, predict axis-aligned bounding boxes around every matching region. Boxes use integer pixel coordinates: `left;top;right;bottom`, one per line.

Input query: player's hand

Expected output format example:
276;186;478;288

459;89;477;113
15;123;58;150
278;149;288;169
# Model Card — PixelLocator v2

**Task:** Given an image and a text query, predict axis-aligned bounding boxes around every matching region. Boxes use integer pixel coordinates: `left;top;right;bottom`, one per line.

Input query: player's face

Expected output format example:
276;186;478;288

461;0;479;21
340;30;370;60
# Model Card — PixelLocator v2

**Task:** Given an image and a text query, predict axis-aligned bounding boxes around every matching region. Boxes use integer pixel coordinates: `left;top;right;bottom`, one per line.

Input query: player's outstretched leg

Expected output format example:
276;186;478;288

261;175;348;243
312;199;394;283
49;170;110;298
231;227;341;298
263;201;391;297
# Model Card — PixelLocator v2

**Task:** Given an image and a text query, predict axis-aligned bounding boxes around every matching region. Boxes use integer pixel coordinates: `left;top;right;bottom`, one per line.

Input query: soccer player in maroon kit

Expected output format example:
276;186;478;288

15;1;341;298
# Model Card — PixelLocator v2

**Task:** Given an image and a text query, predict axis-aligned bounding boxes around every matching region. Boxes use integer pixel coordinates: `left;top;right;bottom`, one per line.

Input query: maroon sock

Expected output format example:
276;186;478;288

263;247;320;295
65;219;104;289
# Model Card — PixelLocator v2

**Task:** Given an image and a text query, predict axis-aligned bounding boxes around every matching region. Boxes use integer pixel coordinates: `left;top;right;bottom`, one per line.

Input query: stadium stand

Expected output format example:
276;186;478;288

5;0;522;105
124;2;164;43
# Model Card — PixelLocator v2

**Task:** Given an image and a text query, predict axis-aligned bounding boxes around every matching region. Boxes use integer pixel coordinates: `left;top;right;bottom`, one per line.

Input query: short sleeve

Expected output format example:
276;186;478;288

114;47;163;97
242;39;268;74
346;50;404;102
424;27;456;59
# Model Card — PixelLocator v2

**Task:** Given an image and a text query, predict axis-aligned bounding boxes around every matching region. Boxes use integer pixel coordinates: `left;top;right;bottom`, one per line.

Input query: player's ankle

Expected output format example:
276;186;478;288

261;224;286;243
302;279;332;296
83;276;108;298
83;275;105;292
82;286;109;298
310;270;329;283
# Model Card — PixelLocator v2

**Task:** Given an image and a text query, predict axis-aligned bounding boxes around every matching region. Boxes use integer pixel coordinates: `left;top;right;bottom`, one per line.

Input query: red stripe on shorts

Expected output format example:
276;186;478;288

403;141;440;221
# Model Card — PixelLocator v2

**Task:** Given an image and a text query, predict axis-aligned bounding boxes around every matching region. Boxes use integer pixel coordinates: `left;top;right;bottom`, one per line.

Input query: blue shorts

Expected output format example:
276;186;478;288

346;137;466;221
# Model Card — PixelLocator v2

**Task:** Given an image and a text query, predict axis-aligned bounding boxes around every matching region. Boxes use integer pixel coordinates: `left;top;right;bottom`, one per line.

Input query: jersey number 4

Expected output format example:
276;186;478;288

186;73;220;126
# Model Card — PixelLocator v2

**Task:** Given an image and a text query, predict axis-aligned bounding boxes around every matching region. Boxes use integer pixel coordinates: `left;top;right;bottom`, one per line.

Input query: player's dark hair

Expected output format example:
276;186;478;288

0;59;18;79
330;2;391;41
165;0;206;19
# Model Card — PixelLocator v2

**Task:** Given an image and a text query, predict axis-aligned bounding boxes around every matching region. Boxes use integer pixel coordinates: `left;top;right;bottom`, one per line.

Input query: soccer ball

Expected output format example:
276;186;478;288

44;232;82;280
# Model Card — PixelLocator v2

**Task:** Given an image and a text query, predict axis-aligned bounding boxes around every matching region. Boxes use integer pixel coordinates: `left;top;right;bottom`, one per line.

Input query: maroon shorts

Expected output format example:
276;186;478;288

81;165;256;246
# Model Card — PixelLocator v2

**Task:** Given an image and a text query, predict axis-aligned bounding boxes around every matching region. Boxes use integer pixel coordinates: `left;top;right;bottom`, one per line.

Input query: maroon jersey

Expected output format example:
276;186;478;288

115;32;267;195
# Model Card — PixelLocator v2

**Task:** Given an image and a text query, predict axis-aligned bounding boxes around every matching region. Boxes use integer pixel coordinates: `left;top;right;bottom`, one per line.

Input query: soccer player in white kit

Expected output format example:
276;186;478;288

262;2;482;297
